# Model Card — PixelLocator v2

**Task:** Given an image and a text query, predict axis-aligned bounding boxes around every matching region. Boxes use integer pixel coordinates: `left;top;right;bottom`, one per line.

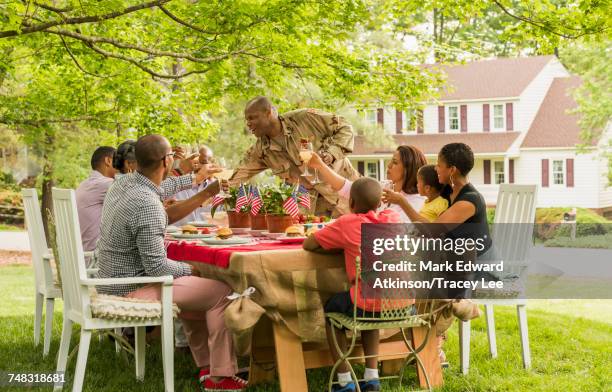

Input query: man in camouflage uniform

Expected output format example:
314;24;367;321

229;96;360;217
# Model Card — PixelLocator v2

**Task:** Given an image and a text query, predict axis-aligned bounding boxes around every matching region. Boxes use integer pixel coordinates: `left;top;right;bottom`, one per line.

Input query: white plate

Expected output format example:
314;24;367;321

228;227;250;235
187;221;217;228
249;229;267;237
277;236;307;244
200;236;252;245
166;226;180;233
262;231;284;239
171;232;216;239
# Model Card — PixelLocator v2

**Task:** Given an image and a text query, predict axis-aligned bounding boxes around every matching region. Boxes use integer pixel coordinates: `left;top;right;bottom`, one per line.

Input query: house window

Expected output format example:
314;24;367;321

493;104;505;129
364;109;377;126
448;106;459;131
366;162;379;180
552;160;564;185
494;161;505;184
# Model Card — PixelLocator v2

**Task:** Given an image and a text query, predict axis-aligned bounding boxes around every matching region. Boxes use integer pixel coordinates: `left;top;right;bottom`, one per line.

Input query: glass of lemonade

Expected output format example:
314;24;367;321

300;142;314;177
215;158;233;197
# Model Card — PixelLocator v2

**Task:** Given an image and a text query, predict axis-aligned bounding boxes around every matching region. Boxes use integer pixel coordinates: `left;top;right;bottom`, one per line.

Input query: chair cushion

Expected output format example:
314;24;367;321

90;294;179;321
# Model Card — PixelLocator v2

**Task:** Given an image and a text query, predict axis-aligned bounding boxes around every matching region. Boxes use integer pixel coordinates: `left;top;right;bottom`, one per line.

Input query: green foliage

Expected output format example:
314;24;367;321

261;183;296;215
210;185;250;217
544;232;612;249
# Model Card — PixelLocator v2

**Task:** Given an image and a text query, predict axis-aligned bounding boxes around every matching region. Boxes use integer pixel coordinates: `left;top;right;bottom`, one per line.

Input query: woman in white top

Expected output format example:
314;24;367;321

307;145;427;222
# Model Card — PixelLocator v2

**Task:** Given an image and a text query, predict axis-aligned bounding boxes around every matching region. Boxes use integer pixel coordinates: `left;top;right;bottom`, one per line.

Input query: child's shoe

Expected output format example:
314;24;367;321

359;378;381;391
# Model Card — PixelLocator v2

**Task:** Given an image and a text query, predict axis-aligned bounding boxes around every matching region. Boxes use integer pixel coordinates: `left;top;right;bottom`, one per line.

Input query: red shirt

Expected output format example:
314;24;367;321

314;209;411;311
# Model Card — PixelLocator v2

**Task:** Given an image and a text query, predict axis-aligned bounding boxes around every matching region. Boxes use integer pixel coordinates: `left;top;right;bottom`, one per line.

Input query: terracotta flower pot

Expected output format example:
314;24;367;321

266;214;294;233
250;213;268;230
227;210;251;228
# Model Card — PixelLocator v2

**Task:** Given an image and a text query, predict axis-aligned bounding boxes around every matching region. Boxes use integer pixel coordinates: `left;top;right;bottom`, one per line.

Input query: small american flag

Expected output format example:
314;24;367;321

283;194;300;218
249;186;263;216
235;184;249;211
297;184;311;209
211;194;225;208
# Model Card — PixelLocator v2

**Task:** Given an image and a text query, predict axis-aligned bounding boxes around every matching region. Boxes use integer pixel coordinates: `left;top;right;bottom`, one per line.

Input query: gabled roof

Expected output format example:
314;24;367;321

352;132;521;156
435;55;555;101
521;76;589;148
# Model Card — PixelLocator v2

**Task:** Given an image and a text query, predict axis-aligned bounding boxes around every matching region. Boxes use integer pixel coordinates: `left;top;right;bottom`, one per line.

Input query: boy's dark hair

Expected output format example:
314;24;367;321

417;165;444;191
350;177;382;213
438;143;474;176
90;146;116;170
113;140;136;171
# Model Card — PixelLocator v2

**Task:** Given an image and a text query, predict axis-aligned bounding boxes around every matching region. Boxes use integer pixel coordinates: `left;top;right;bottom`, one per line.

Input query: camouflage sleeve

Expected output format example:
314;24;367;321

228;144;268;185
313;112;355;162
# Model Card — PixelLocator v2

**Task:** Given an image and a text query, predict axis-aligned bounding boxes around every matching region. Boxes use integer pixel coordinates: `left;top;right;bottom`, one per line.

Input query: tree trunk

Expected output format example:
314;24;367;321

40;130;55;243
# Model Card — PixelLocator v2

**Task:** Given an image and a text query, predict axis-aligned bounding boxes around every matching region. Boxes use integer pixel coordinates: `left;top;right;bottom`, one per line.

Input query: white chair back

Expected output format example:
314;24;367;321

492;184;538;275
21;188;53;291
52;188;91;323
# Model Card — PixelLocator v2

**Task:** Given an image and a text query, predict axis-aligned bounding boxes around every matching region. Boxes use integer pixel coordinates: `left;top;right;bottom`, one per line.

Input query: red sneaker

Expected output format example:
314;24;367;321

204;376;247;391
198;368;210;383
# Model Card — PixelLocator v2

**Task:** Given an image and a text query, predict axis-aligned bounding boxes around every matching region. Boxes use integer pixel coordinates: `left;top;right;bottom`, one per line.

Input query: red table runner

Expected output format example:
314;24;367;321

166;240;303;269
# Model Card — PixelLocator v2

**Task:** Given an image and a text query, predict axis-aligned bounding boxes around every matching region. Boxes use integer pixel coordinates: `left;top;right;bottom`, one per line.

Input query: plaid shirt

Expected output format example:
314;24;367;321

96;172;192;296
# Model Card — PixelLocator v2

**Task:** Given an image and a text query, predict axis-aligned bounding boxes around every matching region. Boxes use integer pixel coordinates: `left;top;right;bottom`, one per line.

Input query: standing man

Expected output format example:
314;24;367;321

230;96;360;217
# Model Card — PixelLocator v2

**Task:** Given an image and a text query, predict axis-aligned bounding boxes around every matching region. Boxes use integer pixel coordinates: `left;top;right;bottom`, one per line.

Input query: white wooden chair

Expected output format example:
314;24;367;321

22;188;62;357
51;188;175;392
459;184;537;374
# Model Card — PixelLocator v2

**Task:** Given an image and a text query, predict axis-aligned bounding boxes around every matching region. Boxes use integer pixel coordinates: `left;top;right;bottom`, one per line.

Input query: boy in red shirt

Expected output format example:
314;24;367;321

303;177;403;392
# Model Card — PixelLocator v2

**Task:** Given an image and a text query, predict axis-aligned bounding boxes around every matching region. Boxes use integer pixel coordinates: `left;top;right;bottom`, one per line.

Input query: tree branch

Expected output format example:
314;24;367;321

34;2;73;14
492;0;609;39
0;0;172;38
83;41;211;79
47;28;253;64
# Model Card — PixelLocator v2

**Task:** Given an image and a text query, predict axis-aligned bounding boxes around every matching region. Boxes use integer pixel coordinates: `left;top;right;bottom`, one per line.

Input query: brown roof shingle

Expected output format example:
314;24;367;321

435;55;554;101
352;132;521;156
521;76;587;148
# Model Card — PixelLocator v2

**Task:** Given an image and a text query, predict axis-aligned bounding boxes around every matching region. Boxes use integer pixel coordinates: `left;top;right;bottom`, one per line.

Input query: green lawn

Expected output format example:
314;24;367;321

0;264;610;391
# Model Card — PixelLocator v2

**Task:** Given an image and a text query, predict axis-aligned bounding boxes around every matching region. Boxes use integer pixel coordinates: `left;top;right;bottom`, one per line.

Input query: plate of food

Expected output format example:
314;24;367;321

187;221;217;228
166;225;180;233
200;228;252;245
276;225;306;243
171;225;216;239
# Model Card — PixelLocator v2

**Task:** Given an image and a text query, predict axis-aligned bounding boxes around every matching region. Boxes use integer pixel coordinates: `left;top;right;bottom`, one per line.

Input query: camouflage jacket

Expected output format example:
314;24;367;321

230;108;360;214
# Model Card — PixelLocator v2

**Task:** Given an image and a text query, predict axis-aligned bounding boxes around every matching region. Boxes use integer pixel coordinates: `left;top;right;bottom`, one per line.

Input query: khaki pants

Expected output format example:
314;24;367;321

127;276;237;377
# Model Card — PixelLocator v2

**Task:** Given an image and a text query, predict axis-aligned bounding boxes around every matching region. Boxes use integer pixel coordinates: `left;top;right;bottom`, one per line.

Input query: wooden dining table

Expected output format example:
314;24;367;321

166;238;443;391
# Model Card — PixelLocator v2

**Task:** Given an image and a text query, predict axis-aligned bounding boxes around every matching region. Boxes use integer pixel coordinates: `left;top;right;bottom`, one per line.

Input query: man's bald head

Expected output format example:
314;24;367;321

245;96;273;114
135;134;171;173
349;177;382;213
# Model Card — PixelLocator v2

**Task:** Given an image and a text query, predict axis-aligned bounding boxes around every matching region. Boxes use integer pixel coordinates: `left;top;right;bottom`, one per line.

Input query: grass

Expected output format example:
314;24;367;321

0;264;611;391
0;223;23;231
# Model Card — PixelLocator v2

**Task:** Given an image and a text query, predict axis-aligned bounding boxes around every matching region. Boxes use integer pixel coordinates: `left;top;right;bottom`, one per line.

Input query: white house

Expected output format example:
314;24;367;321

349;55;612;216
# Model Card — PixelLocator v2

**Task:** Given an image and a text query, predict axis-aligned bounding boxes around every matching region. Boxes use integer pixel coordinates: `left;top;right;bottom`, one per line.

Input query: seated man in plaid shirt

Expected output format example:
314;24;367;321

96;134;247;391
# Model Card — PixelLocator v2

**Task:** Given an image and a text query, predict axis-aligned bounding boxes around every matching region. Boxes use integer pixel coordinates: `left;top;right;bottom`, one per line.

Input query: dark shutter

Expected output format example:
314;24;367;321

460;104;467;133
506;102;514;131
509;159;515;184
483;104;490;132
417;109;424;134
357;161;365;176
395;110;403;134
377;108;384;127
483;159;491;184
541;159;549;187
438;106;445;133
566;158;574;187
